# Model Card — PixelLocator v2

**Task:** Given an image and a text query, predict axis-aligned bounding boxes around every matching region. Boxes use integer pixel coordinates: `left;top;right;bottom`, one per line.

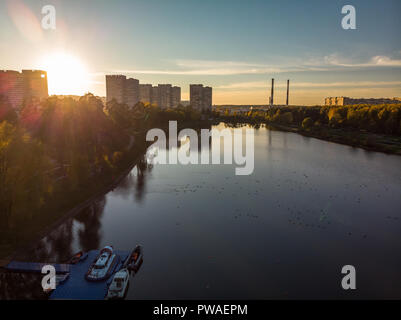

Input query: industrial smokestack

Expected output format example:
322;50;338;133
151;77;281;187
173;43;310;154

270;78;274;106
286;79;289;106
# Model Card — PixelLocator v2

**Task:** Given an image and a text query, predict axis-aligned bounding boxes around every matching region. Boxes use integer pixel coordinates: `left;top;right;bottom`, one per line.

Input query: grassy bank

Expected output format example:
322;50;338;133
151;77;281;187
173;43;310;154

266;122;401;155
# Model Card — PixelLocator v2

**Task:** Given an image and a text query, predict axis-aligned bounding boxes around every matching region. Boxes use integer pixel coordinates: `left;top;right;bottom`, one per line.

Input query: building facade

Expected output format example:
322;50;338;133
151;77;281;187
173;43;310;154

0;70;48;109
190;84;212;112
203;86;212;111
325;96;401;106
106;75;140;107
158;84;172;109
139;84;152;104
125;78;139;106
106;75;181;109
171;86;181;108
106;75;126;104
151;86;160;107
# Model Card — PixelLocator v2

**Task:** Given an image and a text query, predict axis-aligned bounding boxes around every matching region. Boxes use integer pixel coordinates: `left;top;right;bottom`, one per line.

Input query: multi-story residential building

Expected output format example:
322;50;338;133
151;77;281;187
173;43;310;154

203;86;212;111
190;84;212;112
125;78;139;106
171;86;181;107
151;86;160;107
106;75;140;107
139;84;152;104
0;70;48;109
324;96;401;106
158;84;172;109
190;84;204;111
105;74;182;108
106;75;126;104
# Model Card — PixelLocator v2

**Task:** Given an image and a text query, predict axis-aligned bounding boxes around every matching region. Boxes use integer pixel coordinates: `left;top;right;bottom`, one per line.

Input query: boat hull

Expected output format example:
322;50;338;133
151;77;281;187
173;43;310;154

85;252;120;282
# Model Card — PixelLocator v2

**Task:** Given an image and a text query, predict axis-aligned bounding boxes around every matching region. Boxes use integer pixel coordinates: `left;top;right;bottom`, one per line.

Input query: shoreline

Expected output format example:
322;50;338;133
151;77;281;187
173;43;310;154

1;141;150;263
265;122;401;156
217;118;401;156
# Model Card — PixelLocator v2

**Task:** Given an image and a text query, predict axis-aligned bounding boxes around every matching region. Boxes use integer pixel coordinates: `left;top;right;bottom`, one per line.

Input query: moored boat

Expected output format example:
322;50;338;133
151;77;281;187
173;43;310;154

106;268;130;300
124;245;143;273
85;246;119;282
68;251;88;264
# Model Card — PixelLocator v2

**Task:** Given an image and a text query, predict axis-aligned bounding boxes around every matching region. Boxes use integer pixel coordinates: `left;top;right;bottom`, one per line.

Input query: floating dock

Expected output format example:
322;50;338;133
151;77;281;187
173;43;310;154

50;250;130;300
5;261;70;274
4;249;132;300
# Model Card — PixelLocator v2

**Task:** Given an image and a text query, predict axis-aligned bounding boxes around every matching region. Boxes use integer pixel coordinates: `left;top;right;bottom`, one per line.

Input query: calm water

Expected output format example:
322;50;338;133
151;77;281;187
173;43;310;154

6;124;401;299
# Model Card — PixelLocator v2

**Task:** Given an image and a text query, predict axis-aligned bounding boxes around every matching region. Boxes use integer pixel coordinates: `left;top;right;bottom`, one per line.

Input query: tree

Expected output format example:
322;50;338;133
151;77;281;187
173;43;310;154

0;122;49;228
302;117;314;130
0;96;18;124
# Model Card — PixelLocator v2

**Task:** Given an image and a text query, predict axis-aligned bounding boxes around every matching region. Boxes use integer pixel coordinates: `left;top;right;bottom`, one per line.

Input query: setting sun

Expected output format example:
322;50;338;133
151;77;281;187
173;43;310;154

39;52;89;95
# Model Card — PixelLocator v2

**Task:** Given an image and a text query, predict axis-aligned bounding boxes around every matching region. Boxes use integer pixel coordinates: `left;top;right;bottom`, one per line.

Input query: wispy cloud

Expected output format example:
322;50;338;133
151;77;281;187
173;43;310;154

217;80;401;89
313;54;401;68
111;54;401;76
112;59;325;76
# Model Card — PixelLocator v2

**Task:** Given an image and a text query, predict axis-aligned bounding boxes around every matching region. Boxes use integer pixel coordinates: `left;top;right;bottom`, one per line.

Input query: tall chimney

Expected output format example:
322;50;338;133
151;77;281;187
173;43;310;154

270;78;274;106
286;79;289;106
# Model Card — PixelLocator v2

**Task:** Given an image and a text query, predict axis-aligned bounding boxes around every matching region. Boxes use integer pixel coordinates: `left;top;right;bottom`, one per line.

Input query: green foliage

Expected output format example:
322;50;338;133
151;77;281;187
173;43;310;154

0;95;18;124
219;103;401;135
0;94;139;232
104;99;135;129
143;104;202;126
302;117;314;130
0;121;50;228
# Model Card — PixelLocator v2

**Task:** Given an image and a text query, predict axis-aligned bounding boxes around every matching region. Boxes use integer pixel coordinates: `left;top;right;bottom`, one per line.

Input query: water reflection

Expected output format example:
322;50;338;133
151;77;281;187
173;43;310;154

0;273;47;300
15;152;156;263
134;155;153;202
75;198;106;252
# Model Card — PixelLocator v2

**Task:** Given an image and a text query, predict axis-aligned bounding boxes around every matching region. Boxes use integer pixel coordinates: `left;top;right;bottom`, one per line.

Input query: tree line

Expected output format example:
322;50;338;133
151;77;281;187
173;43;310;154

220;104;401;135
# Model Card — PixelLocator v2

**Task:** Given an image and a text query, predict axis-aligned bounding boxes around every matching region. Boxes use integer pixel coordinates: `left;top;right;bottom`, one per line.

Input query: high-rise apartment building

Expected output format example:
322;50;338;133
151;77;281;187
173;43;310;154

0;70;48;109
105;74;181;109
158;84;172;109
171;86;181;108
105;75;140;107
190;84;212;112
106;75;126;104
325;96;401;106
203;86;212;111
139;84;152;104
190;84;203;111
126;78;139;106
151;86;160;106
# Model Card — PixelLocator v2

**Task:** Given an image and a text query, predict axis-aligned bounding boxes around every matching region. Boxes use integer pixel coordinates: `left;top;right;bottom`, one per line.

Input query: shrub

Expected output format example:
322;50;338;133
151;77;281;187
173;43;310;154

302;117;314;129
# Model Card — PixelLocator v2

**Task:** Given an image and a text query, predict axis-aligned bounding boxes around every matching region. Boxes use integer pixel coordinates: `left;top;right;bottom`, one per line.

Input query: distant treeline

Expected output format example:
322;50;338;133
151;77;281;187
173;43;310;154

220;104;401;135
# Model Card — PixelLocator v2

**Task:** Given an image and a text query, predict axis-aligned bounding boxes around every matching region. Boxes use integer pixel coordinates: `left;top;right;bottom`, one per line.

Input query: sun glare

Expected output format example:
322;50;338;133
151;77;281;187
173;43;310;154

39;52;89;95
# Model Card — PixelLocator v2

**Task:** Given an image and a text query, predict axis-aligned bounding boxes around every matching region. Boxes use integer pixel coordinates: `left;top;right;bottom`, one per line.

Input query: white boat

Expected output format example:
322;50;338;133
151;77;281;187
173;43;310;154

85;246;119;281
106;268;130;300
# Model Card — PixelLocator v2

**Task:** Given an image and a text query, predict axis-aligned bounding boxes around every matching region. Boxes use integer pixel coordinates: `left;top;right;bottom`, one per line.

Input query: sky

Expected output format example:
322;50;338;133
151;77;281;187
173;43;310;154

1;0;400;105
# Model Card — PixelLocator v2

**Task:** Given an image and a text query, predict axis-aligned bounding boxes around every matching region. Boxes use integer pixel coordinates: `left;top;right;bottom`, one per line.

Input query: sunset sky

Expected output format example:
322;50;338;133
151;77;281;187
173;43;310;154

1;0;400;105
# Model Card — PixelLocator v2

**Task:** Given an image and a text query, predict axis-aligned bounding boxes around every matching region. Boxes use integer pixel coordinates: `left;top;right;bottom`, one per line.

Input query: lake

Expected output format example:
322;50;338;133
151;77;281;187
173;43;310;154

5;123;401;299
